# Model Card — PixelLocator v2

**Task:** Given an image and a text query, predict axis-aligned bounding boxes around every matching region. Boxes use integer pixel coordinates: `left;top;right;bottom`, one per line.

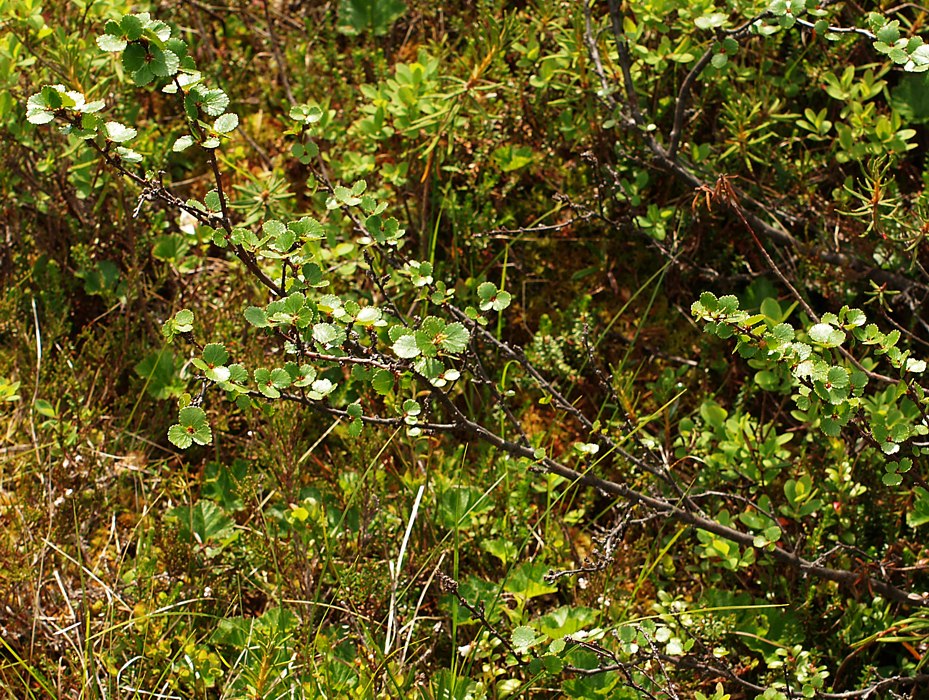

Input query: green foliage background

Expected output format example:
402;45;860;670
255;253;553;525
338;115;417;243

2;0;929;697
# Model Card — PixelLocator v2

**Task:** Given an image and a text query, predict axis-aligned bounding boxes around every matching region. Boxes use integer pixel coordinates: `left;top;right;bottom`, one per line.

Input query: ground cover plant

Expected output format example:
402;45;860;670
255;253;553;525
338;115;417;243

3;0;929;697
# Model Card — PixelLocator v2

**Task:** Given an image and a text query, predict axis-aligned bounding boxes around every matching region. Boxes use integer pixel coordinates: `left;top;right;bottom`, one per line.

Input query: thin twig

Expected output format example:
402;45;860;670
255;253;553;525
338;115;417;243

261;0;296;106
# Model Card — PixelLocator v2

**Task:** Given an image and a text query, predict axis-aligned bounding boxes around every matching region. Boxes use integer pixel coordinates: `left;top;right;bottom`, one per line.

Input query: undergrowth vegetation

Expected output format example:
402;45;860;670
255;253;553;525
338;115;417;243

3;0;929;697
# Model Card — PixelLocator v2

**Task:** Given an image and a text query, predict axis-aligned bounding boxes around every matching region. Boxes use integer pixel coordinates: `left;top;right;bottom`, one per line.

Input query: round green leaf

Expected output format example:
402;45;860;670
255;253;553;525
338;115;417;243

105;121;137;143
115;147;143;163
178;405;206;427
695;12;728;30
355;306;381;326
511;625;539;651
213;112;239;134
289;104;323;123
168;424;193;449
120;14;144;39
270;368;292;388
826;366;849;388
882;472;903;486
307;378;335;399
372;369;394;395
122;44;147;72
808;323;845;347
313;323;346;348
414;330;438;357
477;281;496;300
843;308;867;327
393;334;421;359
258;384;280;399
205;366;230;383
199;88;230;116
173;309;194;332
147;19;173;43
227;364;248;384
244;306;269;328
27;108;55;125
191;422;212;445
173;135;194;152
755;370;780;390
440;323;470;353
618;625;637;643
202;343;228;366
293;365;317;387
96;33;127;52
491;290;512;311
149;46;180;78
541;654;564;674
